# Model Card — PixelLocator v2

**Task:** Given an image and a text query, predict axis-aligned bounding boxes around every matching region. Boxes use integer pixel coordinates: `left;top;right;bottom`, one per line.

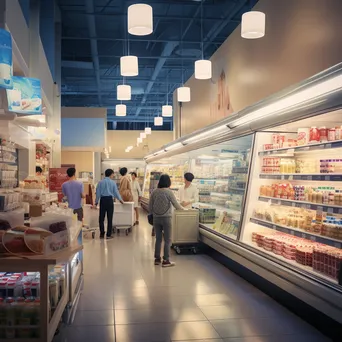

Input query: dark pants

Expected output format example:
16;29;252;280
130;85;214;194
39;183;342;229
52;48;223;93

99;196;114;237
73;208;84;222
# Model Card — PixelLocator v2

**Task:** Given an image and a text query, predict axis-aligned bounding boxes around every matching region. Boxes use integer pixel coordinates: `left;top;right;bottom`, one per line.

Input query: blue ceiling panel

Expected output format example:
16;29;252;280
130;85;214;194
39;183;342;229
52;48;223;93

57;0;259;130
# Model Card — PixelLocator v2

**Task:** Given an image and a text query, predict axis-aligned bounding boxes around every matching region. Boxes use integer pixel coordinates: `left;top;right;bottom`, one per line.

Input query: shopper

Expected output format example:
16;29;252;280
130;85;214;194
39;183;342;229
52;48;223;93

131;172;142;225
119;167;133;202
178;172;199;209
62;168;85;221
35;166;43;176
35;166;47;189
95;169;124;239
149;174;184;267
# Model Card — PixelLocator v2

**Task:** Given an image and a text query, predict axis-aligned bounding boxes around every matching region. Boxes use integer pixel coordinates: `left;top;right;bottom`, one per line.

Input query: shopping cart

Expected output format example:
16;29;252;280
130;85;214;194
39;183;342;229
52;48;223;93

113;202;134;236
82;204;98;239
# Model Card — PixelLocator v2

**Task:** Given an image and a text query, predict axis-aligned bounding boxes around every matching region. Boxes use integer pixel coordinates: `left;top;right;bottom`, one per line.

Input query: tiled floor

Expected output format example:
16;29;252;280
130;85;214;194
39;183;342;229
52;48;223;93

54;213;330;342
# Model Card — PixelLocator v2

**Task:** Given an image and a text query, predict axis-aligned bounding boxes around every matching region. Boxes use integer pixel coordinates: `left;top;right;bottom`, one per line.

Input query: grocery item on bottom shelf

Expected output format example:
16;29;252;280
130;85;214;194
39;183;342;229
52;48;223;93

213;212;238;237
251;231;342;280
259;183;342;205
198;207;216;224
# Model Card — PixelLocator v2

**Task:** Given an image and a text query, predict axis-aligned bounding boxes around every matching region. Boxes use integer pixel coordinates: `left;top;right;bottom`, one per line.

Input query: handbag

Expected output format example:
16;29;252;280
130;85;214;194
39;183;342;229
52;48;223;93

147;213;153;225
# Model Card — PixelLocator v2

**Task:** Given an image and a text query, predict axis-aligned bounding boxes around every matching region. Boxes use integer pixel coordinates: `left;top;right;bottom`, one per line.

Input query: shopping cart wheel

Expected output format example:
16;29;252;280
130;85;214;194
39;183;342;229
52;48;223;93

92;232;95;239
175;246;181;255
192;247;197;254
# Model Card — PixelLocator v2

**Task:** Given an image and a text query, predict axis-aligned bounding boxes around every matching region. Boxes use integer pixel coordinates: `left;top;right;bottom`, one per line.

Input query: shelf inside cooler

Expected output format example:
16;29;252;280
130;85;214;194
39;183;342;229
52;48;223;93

259;174;342;181
200;223;238;240
250;217;342;249
259;196;342;214
259;139;342;156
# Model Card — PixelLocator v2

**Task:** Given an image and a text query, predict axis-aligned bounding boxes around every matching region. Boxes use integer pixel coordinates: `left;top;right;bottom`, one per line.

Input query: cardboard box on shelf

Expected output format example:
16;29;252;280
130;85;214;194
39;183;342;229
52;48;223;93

29;204;42;217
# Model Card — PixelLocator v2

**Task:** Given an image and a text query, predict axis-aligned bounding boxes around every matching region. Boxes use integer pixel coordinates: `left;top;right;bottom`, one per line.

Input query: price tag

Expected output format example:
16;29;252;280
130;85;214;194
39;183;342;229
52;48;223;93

327;208;334;214
272;225;277;230
307;176;312;181
310;236;316;241
301;233;307;239
325;176;330;181
290;230;295;236
334;242;342;249
277;200;281;205
292;202;296;207
281;175;285;180
288;175;293;180
326;143;332;149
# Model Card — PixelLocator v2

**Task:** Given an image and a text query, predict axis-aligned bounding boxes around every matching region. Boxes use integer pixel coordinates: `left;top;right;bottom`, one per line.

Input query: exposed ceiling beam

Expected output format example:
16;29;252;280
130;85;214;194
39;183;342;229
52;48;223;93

84;0;102;105
62;54;199;60
60;10;240;22
106;115;173;123
63;76;183;84
135;42;178;116
62;91;173;96
62;36;223;45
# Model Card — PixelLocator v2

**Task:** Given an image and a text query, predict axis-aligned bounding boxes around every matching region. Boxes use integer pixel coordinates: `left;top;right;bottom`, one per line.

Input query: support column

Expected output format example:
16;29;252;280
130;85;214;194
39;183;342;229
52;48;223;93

93;152;102;184
50;4;61;167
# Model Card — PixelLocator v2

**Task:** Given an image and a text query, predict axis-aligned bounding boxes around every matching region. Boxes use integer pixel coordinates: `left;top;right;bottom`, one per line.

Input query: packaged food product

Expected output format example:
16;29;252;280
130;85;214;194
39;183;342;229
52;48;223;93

297;128;310;145
335;126;341;141
328;128;336;141
309;127;320;143
319;127;328;143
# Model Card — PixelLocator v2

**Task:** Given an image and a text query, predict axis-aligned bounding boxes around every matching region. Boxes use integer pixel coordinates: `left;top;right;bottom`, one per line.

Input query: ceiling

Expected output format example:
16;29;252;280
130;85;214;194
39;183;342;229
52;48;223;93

58;0;258;130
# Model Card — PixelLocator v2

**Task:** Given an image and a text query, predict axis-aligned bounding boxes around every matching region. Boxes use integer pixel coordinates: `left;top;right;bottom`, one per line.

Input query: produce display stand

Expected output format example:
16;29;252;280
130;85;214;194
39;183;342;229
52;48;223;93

0;243;83;342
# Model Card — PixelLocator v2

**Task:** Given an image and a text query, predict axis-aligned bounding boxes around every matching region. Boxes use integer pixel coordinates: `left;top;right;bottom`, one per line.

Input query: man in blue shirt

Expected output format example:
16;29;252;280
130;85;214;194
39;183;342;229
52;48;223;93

95;169;124;239
62;168;85;221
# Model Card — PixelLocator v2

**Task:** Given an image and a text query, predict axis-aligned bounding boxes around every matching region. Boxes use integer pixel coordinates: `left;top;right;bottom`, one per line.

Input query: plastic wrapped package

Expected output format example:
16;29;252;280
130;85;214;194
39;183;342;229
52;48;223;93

0;208;24;228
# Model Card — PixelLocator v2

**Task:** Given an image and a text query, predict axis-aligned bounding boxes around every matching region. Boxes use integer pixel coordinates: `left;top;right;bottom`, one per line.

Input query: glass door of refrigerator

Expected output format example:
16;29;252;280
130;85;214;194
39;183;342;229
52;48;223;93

190;134;254;240
240;111;342;287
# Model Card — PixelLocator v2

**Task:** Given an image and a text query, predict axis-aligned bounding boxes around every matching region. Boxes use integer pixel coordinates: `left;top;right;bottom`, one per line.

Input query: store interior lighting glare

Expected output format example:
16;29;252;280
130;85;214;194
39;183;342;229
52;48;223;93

195;60;212;80
145;127;152;134
177;86;191;102
229;74;342;128
120;56;139;76
117;84;131;100
241;11;266;39
154;116;163;126
115;104;127;116
162;105;173;117
128;4;153;36
140;132;146;139
183;125;229;144
165;142;183;151
137;137;143;144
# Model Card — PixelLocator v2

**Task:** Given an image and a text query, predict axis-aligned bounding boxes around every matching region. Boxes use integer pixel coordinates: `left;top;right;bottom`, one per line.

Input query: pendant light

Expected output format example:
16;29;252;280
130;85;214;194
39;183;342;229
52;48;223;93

145;127;152;135
162;105;172;117
195;1;212;80
120;56;138;76
154;116;163;126
128;4;153;36
241;11;266;39
140;132;146;139
117;84;131;100
116;104;126;116
162;74;172;117
177;87;191;102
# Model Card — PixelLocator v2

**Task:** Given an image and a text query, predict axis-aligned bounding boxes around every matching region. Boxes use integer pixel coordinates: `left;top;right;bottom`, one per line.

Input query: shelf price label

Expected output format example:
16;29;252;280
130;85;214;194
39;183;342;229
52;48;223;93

310;236;316;241
290;230;295;236
334;242;342;249
327;208;334;214
301;233;307;239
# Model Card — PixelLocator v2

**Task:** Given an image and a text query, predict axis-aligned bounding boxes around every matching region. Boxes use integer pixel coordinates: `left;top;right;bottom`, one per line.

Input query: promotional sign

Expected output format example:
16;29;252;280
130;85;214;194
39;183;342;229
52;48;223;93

0;29;13;89
7;77;42;115
49;168;68;202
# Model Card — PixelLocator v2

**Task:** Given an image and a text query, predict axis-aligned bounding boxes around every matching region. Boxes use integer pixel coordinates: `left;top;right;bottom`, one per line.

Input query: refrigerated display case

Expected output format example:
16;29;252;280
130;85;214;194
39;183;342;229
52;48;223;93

143;63;342;331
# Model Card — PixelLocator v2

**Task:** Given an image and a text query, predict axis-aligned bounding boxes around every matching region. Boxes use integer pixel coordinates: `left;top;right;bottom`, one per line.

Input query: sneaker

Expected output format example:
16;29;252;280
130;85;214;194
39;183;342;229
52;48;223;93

154;258;161;265
162;260;175;268
106;236;114;240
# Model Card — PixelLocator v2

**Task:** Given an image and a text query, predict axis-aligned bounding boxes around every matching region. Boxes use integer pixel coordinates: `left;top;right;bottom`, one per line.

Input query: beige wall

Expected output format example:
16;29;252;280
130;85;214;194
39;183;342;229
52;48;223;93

106;130;173;159
61;107;106;118
178;0;342;136
61;151;94;173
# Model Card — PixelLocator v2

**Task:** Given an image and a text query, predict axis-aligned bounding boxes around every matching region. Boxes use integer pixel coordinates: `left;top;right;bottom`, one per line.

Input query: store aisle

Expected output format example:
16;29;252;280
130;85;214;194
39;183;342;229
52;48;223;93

55;214;330;342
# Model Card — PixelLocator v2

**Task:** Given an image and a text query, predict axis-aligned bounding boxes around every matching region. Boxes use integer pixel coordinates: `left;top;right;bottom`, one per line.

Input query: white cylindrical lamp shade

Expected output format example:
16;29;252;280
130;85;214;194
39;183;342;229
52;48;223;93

140;132;146;139
195;60;212;80
241;11;265;39
128;4;153;36
117;85;131;100
120;56;139;76
154;116;163;126
116;104;126;116
177;87;191;102
145;127;152;134
162;105;172;117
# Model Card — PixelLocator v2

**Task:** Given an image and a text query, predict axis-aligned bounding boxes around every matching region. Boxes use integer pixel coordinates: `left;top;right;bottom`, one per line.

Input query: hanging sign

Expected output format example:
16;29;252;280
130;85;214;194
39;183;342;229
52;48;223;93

0;29;13;89
7;77;42;114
